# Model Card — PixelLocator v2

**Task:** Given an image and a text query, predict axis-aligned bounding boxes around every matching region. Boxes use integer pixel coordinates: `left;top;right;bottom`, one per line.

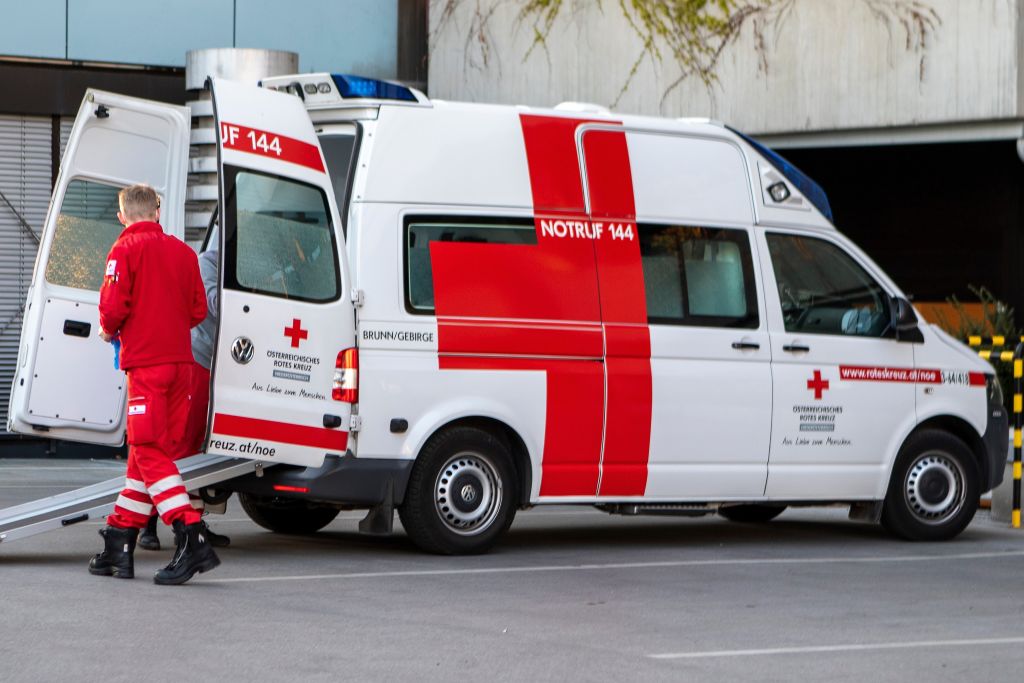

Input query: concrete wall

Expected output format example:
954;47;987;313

428;0;1023;134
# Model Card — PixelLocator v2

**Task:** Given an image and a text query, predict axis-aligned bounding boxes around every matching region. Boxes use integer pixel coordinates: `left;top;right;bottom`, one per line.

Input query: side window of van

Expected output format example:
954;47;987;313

223;166;340;303
766;233;891;337
638;224;758;328
405;217;537;314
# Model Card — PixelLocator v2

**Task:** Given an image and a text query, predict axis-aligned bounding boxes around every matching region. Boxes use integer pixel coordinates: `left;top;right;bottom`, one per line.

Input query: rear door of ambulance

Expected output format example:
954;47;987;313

7;91;189;445
205;78;356;468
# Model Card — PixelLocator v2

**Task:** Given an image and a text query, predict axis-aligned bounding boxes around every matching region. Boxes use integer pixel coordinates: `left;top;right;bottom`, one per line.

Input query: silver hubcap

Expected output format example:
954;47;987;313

434;452;503;536
904;452;965;524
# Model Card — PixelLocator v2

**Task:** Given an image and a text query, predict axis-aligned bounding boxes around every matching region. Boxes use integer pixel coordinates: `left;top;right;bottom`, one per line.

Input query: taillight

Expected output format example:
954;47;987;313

333;347;358;403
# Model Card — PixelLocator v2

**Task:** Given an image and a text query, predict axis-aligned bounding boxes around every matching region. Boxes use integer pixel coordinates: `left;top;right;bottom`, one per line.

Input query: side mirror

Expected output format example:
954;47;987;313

891;297;921;341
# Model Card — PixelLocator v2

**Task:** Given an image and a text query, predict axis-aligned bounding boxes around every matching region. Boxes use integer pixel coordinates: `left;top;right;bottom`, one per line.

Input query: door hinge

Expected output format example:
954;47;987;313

349;414;363;432
351;289;365;307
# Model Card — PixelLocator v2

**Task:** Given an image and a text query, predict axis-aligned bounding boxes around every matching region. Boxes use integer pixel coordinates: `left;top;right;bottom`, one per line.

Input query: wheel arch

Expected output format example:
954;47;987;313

408;415;534;507
900;415;988;487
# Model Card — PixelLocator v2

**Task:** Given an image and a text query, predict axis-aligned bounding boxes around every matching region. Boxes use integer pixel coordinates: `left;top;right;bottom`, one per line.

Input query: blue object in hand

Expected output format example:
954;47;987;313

112;336;121;370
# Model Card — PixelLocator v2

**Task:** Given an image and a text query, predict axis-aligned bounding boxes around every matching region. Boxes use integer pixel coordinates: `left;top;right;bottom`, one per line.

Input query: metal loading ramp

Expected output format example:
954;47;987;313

0;453;268;544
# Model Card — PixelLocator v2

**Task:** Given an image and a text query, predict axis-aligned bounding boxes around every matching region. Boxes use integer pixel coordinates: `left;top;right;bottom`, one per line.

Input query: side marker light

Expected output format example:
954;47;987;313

273;485;310;494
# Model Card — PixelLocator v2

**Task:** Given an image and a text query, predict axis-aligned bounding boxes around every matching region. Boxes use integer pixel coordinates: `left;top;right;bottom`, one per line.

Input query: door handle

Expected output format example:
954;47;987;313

323;414;342;429
63;320;91;338
783;344;811;353
731;341;760;350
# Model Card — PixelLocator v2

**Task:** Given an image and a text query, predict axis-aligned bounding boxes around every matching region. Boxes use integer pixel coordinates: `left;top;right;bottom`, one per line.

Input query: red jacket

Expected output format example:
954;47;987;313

99;221;207;371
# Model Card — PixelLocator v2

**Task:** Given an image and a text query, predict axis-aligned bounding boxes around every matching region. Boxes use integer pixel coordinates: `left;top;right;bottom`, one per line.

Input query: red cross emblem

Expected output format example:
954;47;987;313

283;318;308;348
807;370;829;400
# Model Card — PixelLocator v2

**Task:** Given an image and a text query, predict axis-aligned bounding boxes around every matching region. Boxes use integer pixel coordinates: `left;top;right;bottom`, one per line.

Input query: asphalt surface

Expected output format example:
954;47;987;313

1;458;1023;682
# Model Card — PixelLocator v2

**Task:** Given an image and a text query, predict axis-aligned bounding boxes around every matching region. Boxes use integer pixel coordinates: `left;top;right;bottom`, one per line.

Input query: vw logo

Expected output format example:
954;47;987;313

231;336;254;364
461;484;478;504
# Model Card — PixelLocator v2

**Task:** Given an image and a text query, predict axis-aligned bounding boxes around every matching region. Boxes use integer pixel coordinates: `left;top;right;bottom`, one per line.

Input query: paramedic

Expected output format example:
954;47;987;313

138;239;230;551
88;184;221;585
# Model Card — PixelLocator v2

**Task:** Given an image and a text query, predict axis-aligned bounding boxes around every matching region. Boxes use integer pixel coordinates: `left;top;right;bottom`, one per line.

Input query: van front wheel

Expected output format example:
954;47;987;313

399;426;518;555
881;429;979;541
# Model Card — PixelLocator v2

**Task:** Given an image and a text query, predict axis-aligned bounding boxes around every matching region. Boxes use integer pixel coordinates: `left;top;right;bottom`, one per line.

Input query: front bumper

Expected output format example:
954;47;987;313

221;452;413;507
981;402;1009;493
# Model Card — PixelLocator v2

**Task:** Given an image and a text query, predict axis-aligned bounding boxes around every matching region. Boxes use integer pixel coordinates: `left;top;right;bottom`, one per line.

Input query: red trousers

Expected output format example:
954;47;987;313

181;362;211;457
108;363;201;529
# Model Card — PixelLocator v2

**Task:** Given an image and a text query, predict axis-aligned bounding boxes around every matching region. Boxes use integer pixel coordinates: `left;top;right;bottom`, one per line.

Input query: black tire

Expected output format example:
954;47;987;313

718;504;787;523
238;492;341;535
398;426;518;555
881;429;980;541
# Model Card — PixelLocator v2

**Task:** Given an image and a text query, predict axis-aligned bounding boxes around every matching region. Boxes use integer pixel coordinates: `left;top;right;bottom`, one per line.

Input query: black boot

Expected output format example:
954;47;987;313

88;526;138;579
138;515;160;551
200;519;230;548
153;520;221;585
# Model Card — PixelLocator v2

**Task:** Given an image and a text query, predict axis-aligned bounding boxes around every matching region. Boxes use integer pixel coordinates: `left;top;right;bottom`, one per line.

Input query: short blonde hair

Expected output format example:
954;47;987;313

118;184;160;221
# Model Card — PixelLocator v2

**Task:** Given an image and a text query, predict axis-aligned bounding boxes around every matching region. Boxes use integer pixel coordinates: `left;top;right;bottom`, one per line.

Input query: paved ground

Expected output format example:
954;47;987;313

1;458;1023;682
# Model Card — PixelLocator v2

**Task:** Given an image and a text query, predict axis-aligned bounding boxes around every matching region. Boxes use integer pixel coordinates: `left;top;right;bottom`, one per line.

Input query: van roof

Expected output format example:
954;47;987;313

262;73;834;229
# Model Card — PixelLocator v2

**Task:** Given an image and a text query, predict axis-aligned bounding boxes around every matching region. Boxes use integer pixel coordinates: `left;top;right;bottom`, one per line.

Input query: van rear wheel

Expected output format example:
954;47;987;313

881;429;979;541
398;426;518;555
239;493;341;535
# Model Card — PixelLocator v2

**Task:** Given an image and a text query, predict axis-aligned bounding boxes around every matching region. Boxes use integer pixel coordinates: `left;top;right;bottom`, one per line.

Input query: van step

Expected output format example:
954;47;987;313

596;503;715;518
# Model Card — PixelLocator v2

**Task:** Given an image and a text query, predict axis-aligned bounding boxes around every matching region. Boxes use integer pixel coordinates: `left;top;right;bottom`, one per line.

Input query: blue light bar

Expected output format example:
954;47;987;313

331;74;417;102
728;127;833;222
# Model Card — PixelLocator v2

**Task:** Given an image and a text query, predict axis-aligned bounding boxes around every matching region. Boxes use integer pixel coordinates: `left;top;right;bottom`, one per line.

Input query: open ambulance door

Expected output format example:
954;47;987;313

206;78;355;469
7;91;190;445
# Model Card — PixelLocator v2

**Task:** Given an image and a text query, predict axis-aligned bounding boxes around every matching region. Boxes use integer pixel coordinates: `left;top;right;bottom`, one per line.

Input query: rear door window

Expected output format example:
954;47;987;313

223;166;340;303
44;179;123;291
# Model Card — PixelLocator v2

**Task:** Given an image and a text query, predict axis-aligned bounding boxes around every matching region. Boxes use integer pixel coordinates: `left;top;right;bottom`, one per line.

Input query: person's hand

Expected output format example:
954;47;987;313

99;330;115;343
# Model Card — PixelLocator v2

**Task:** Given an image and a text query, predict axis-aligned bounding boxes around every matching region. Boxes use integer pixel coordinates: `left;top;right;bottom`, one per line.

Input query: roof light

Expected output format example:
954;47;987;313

331;74;417;102
303;83;317;95
554;101;610;114
768;181;791;203
317;82;332;94
277;82;304;100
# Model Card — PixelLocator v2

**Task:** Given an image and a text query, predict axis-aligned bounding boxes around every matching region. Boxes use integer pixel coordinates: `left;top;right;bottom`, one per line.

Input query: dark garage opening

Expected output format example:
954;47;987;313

783;140;1024;322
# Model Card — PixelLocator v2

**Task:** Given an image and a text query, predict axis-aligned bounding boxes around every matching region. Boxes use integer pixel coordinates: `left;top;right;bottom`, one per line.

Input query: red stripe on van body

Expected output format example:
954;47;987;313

429;114;653;497
580;129;653;496
211;413;347;451
436;317;604;359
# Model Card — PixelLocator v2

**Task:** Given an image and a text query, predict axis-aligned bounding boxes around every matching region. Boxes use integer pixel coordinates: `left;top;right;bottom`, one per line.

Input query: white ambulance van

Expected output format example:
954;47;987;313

8;75;1007;554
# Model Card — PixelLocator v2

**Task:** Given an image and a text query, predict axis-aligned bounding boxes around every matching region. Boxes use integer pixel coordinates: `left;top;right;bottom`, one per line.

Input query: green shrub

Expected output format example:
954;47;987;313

943;285;1019;413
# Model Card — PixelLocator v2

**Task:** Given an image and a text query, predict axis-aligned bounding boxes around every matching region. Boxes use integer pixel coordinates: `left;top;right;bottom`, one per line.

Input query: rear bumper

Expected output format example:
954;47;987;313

221;452;413;507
